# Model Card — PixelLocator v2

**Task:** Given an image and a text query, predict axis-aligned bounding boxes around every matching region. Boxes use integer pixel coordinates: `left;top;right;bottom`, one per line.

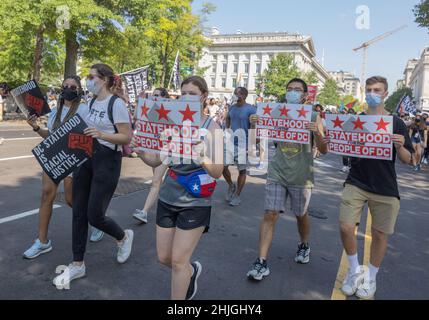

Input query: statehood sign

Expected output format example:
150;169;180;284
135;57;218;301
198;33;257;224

256;103;312;145
325;114;393;160
11;80;50;117
32;114;99;184
133;97;201;159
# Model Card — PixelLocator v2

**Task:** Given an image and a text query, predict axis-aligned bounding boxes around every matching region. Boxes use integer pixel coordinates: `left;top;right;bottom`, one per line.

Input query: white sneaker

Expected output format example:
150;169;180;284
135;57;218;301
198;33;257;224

423;158;428;165
341;268;365;296
356;279;377;300
117;229;134;264
89;227;104;243
133;209;148;224
225;184;237;202
229;194;241;206
341;166;349;173
53;263;86;288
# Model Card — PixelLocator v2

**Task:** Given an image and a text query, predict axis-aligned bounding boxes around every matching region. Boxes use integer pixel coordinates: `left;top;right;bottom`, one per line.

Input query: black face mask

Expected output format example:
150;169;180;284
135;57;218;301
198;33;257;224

416;119;421;123
61;87;79;101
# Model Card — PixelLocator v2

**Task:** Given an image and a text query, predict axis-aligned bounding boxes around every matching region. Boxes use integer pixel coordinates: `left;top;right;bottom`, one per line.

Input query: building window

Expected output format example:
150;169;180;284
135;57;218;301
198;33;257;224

256;63;261;74
233;54;238;60
232;78;237;88
211;77;215;88
233;63;238;73
245;54;250;61
212;63;216;73
212;54;217;61
223;63;227;73
244;63;249;74
221;78;227;88
243;78;248;88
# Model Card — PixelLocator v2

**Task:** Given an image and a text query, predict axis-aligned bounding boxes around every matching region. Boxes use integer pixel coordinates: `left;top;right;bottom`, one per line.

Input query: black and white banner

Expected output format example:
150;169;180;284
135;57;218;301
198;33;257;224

121;66;150;105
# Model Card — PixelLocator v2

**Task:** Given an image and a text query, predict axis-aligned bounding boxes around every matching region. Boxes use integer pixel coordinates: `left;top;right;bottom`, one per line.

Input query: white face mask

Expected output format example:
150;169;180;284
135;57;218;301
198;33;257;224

86;79;101;95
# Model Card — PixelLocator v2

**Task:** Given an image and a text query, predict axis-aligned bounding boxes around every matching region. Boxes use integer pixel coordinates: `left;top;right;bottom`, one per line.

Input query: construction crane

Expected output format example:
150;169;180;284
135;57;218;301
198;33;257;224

353;25;408;101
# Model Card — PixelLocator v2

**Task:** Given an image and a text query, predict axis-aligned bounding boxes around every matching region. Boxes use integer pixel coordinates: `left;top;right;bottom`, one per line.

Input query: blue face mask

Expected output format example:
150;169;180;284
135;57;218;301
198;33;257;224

86;79;101;95
366;92;383;109
286;91;302;104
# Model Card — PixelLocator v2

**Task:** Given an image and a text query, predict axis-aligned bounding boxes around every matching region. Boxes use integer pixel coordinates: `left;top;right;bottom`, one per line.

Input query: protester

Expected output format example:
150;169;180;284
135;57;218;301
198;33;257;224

423;113;429;164
223;87;257;206
133;87;170;224
23;76;103;259
408;113;427;171
136;76;224;300
338;76;413;300
53;64;134;287
246;78;327;281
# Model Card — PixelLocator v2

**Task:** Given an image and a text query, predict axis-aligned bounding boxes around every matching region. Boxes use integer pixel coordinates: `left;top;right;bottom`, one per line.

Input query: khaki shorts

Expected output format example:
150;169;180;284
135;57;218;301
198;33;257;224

339;184;400;235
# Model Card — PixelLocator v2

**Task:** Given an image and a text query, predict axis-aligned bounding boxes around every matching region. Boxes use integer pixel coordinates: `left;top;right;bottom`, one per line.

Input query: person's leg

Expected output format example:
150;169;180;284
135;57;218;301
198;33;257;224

157;226;176;268
222;166;233;187
143;165;167;213
170;226;205;300
235;169;247;196
296;214;310;244
289;188;312;245
412;143;418;166
63;176;73;208
369;228;388;268
258;210;280;259
38;172;59;243
415;144;422;166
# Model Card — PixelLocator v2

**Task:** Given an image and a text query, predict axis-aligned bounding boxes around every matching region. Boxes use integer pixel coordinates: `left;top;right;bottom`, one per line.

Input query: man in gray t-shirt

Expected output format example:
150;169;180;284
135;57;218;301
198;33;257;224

223;87;256;207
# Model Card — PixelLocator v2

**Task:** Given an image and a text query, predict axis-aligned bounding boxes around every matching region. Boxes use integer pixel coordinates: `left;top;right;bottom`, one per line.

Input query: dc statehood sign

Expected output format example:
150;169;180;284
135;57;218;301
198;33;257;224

11;80;50;117
325;114;393;160
133;97;201;159
256;103;313;145
32;114;99;184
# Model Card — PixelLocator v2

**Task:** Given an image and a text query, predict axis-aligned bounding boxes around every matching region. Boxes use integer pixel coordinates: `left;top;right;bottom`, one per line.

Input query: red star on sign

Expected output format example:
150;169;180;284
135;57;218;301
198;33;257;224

141;102;150;118
352;117;366;130
278;106;290;117
263;105;272;116
374;118;390;132
179;104;197;122
332;116;344;129
297;106;309;118
155;104;171;121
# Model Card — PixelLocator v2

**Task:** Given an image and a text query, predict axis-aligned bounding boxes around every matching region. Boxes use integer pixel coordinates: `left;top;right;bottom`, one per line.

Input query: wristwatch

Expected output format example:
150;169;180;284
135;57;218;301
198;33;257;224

33;126;41;132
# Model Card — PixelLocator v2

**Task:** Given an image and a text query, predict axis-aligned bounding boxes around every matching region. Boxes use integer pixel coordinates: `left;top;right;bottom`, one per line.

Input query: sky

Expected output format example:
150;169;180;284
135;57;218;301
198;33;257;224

192;0;428;92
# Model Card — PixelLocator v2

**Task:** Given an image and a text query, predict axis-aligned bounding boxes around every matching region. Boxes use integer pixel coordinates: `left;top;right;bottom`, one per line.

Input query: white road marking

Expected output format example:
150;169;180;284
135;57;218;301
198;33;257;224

3;137;41;141
0;155;34;162
0;205;61;225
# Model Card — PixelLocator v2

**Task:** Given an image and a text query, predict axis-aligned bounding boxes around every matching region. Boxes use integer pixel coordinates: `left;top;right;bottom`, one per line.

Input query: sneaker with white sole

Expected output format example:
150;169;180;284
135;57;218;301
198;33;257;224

341;166;350;173
89;227;104;242
341;268;365;296
356;279;377;300
294;243;310;264
229;194;241;206
256;163;266;170
53;263;86;288
247;258;270;281
186;261;202;300
23;239;52;259
133;209;148;224
117;230;134;264
225;184;237;202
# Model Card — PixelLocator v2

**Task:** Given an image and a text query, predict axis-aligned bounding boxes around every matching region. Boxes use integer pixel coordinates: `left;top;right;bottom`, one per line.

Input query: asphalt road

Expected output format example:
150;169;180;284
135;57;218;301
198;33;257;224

0;122;428;300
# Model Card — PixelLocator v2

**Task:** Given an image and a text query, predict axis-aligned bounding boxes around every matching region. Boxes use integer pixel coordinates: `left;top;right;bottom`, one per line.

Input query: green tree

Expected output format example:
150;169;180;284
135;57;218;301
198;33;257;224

414;0;429;31
258;53;301;101
302;70;318;85
317;78;340;106
385;87;413;113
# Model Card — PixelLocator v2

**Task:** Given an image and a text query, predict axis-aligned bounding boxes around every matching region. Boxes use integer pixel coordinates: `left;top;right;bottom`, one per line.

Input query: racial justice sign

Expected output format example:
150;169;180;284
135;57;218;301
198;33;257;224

133;97;201;159
11;80;50;117
325;114;393;161
32;114;100;184
256;103;313;145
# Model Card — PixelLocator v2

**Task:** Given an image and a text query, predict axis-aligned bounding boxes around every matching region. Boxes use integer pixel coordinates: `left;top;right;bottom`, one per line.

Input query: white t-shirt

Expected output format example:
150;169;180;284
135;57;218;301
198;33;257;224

85;95;130;151
47;103;89;132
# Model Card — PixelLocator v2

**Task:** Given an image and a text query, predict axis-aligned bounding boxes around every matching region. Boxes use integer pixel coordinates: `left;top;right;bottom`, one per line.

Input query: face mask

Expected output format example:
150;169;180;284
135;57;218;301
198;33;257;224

416;119;421;123
286;91;302;104
86;79;101;95
231;94;239;104
365;92;383;108
61;87;79;101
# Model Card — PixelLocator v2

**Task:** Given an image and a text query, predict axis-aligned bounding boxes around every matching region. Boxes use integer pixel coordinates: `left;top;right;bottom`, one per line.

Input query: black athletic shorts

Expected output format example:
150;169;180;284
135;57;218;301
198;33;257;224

156;200;211;233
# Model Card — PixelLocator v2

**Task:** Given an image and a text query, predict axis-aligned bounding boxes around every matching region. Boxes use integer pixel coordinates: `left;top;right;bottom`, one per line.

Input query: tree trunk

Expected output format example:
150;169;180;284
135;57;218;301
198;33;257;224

31;25;45;82
160;40;170;87
64;30;79;78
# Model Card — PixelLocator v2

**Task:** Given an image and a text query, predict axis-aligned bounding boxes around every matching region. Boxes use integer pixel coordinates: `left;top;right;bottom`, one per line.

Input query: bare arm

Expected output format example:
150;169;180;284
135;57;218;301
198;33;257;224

84;123;132;145
26;114;49;139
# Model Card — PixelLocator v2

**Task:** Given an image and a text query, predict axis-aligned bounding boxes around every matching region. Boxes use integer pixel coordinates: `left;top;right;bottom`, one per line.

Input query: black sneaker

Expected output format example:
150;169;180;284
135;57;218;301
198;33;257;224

294;243;310;264
246;258;270;281
186;261;202;300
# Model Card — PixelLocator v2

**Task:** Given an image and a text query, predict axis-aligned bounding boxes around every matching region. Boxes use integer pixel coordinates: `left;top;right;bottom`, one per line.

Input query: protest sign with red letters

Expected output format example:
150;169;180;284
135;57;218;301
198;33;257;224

11;80;50;117
133;97;201;159
325;114;393;161
307;85;318;104
256;103;312;145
